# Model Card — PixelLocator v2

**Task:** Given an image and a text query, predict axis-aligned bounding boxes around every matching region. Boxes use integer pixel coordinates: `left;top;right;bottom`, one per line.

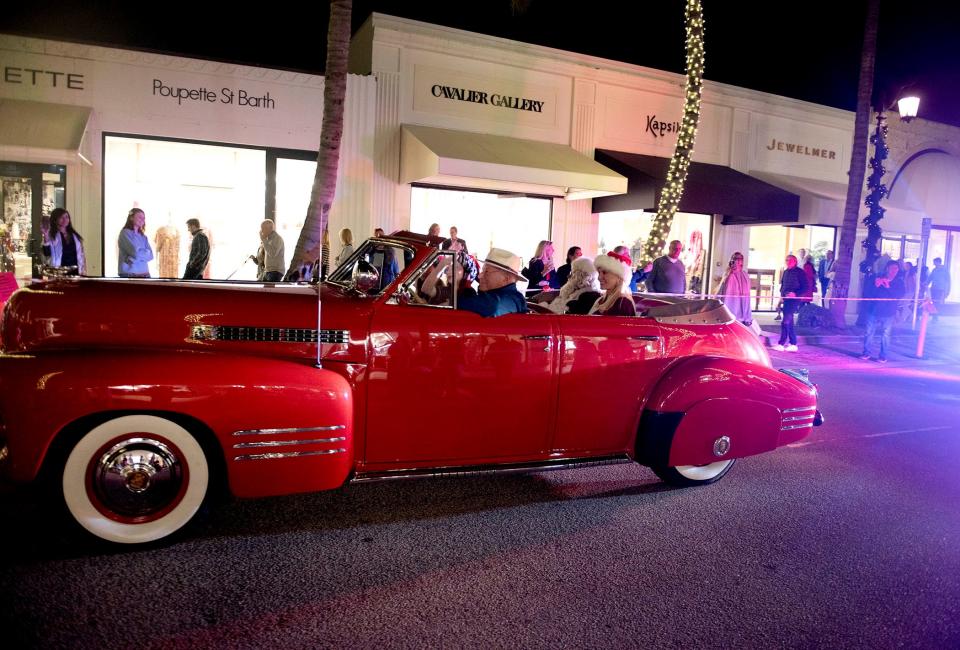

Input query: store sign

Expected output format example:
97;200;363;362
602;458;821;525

412;64;560;131
765;138;836;160
645;114;682;138
3;66;84;90
430;84;544;113
152;78;276;109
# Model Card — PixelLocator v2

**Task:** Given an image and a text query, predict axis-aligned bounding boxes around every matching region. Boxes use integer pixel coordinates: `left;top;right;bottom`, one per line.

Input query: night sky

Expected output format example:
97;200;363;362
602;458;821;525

2;0;959;127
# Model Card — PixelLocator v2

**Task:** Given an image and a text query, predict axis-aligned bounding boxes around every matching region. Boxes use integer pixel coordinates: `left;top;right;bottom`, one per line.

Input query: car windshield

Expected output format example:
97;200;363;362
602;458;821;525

328;238;414;294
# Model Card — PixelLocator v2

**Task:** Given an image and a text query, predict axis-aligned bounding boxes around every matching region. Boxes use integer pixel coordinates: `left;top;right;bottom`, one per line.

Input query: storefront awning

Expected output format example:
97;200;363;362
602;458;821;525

591;149;800;224
0;98;92;152
400;125;628;201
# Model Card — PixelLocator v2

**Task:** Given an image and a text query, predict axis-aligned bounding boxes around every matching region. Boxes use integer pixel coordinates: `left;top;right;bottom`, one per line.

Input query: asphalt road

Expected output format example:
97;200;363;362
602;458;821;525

2;341;959;649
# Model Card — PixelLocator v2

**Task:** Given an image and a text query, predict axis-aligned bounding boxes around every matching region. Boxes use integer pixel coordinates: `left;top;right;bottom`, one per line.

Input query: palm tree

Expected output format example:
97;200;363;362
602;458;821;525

285;0;353;280
830;0;879;325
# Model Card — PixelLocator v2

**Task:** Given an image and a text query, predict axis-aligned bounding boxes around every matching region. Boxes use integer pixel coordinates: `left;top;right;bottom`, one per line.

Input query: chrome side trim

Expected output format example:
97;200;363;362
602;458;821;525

780;423;814;431
782;415;816;422
233;436;347;449
232;425;346;437
351;454;633;484
783;406;817;414
233;448;347;462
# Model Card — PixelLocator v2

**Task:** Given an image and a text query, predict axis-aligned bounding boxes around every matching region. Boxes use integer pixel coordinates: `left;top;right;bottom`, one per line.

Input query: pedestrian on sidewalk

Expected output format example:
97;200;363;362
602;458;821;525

774;254;806;352
927;257;951;322
861;260;906;363
717;251;753;327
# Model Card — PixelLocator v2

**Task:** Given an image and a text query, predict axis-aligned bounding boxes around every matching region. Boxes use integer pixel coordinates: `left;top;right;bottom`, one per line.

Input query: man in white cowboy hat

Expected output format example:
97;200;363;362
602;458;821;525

458;248;528;317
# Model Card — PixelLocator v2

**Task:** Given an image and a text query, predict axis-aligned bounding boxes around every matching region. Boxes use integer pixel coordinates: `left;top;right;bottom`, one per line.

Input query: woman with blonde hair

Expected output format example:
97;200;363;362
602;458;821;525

546;256;601;314
717;251;753;326
335;227;354;268
522;239;555;296
590;251;637;316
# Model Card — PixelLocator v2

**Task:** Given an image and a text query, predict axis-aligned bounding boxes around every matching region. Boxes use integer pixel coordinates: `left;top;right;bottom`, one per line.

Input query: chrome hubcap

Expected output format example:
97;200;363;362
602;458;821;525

92;437;183;518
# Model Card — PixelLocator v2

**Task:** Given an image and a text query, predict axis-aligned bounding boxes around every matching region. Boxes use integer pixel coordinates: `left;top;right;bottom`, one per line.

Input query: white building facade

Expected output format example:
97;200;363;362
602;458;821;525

3;16;957;309
0;34;376;281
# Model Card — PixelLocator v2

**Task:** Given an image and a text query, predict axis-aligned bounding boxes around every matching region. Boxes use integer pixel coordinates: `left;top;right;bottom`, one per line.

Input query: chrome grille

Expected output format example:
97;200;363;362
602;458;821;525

191;325;349;343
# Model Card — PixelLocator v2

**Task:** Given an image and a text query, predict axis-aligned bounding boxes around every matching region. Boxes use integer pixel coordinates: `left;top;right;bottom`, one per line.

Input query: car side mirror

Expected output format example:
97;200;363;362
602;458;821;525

351;259;380;294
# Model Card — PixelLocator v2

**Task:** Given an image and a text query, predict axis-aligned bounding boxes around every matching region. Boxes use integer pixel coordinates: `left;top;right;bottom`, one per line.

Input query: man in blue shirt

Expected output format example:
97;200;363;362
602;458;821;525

459;248;528;317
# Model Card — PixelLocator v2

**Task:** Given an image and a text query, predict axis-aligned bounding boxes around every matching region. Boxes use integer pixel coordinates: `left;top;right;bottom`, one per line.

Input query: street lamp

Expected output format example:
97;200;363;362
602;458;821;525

860;91;921;275
897;95;920;122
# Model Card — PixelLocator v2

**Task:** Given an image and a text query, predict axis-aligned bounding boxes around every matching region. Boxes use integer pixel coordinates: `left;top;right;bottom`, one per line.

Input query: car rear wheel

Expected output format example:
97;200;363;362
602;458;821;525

61;415;209;544
651;459;735;487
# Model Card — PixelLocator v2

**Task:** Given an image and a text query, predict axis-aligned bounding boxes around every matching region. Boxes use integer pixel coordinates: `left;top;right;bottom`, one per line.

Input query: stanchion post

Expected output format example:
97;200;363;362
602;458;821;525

915;299;934;359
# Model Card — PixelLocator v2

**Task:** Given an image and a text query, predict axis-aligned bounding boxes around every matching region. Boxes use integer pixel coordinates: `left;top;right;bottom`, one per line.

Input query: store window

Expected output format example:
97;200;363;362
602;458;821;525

1;161;66;283
928;227;958;303
104;136;267;280
747;225;836;311
597;210;711;295
409;186;552;265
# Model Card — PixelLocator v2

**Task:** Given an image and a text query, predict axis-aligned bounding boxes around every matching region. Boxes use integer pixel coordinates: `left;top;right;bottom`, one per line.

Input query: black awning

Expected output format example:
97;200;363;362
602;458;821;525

591;149;800;224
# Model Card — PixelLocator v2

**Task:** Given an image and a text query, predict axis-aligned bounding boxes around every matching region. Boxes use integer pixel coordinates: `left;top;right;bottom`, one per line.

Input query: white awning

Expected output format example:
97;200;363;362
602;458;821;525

400;124;627;201
0;98;92;151
751;170;927;230
749;171;848;201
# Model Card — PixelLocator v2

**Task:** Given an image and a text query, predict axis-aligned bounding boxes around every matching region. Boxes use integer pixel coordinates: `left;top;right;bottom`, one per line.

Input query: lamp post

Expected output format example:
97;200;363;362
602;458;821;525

858;92;920;276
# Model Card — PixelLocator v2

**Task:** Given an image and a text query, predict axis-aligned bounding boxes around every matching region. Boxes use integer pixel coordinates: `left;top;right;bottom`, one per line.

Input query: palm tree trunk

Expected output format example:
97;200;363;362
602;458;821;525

286;0;353;279
830;0;879;326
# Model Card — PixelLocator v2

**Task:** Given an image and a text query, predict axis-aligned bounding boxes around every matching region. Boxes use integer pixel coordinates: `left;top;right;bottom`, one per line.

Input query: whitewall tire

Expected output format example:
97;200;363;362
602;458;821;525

652;459;735;487
62;415;209;544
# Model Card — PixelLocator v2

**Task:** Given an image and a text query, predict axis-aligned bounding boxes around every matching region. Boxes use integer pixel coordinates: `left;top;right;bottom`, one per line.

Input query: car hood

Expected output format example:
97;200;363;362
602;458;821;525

0;278;370;361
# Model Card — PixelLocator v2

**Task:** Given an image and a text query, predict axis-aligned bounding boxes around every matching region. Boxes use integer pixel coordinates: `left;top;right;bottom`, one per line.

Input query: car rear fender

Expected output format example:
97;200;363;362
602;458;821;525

0;350;354;498
636;355;817;468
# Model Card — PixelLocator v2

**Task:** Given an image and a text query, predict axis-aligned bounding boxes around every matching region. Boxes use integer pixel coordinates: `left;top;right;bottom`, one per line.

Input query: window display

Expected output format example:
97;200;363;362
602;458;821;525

104;136;266;279
1;164;66;283
410;187;551;269
597;210;711;295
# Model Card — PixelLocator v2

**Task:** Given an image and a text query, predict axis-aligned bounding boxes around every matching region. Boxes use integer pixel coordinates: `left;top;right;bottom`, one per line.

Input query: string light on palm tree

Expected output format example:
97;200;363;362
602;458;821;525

642;0;705;263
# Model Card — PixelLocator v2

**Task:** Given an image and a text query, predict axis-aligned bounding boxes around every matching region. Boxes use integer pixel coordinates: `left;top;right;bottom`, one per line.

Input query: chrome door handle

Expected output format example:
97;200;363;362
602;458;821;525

522;334;552;351
630;335;660;341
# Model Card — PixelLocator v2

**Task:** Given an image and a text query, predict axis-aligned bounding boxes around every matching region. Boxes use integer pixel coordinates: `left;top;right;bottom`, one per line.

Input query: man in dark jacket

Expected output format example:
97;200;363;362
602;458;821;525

861;260;906;362
183;218;210;280
773;255;806;352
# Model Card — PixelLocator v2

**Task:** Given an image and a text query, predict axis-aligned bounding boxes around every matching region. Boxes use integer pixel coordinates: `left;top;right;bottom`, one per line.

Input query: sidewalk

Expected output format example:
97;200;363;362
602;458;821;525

754;310;959;350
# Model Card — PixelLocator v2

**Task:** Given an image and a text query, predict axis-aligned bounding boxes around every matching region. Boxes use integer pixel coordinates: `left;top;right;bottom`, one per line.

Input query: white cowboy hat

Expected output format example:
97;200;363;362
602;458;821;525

482;248;524;279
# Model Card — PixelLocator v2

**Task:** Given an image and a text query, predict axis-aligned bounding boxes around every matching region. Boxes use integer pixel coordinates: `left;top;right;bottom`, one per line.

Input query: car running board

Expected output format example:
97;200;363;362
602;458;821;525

350;454;634;483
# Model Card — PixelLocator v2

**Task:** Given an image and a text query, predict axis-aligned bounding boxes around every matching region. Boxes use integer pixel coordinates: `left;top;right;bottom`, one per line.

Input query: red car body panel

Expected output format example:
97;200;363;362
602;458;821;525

0;234;818;502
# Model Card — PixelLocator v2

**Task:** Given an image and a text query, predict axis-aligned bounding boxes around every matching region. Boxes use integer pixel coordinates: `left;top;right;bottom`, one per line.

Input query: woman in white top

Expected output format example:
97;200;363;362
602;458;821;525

42;208;86;275
118;208;154;277
717;251;753;325
334;227;354;268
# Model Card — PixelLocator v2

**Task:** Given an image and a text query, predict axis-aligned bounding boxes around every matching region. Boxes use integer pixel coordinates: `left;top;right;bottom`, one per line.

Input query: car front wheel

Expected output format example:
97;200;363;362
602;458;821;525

61;415;209;544
651;459;735;487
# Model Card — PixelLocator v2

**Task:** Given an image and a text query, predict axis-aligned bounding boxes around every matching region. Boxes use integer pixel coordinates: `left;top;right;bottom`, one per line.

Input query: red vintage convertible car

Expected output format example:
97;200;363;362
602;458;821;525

0;231;820;544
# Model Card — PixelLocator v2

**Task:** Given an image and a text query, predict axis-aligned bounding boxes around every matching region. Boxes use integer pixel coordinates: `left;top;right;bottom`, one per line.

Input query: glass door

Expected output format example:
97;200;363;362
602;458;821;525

1;161;66;282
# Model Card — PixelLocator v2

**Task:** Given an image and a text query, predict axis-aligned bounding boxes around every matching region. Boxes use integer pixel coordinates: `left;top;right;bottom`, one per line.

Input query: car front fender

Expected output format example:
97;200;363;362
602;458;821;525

0;350;354;498
636;356;818;468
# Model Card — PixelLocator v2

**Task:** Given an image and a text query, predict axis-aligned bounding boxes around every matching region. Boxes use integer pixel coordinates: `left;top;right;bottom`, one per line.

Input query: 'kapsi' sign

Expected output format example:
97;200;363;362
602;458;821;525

430;84;544;113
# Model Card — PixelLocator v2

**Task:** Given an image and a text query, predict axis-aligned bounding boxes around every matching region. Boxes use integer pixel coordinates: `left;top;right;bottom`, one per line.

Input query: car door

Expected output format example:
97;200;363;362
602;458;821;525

553;313;664;455
364;300;559;467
